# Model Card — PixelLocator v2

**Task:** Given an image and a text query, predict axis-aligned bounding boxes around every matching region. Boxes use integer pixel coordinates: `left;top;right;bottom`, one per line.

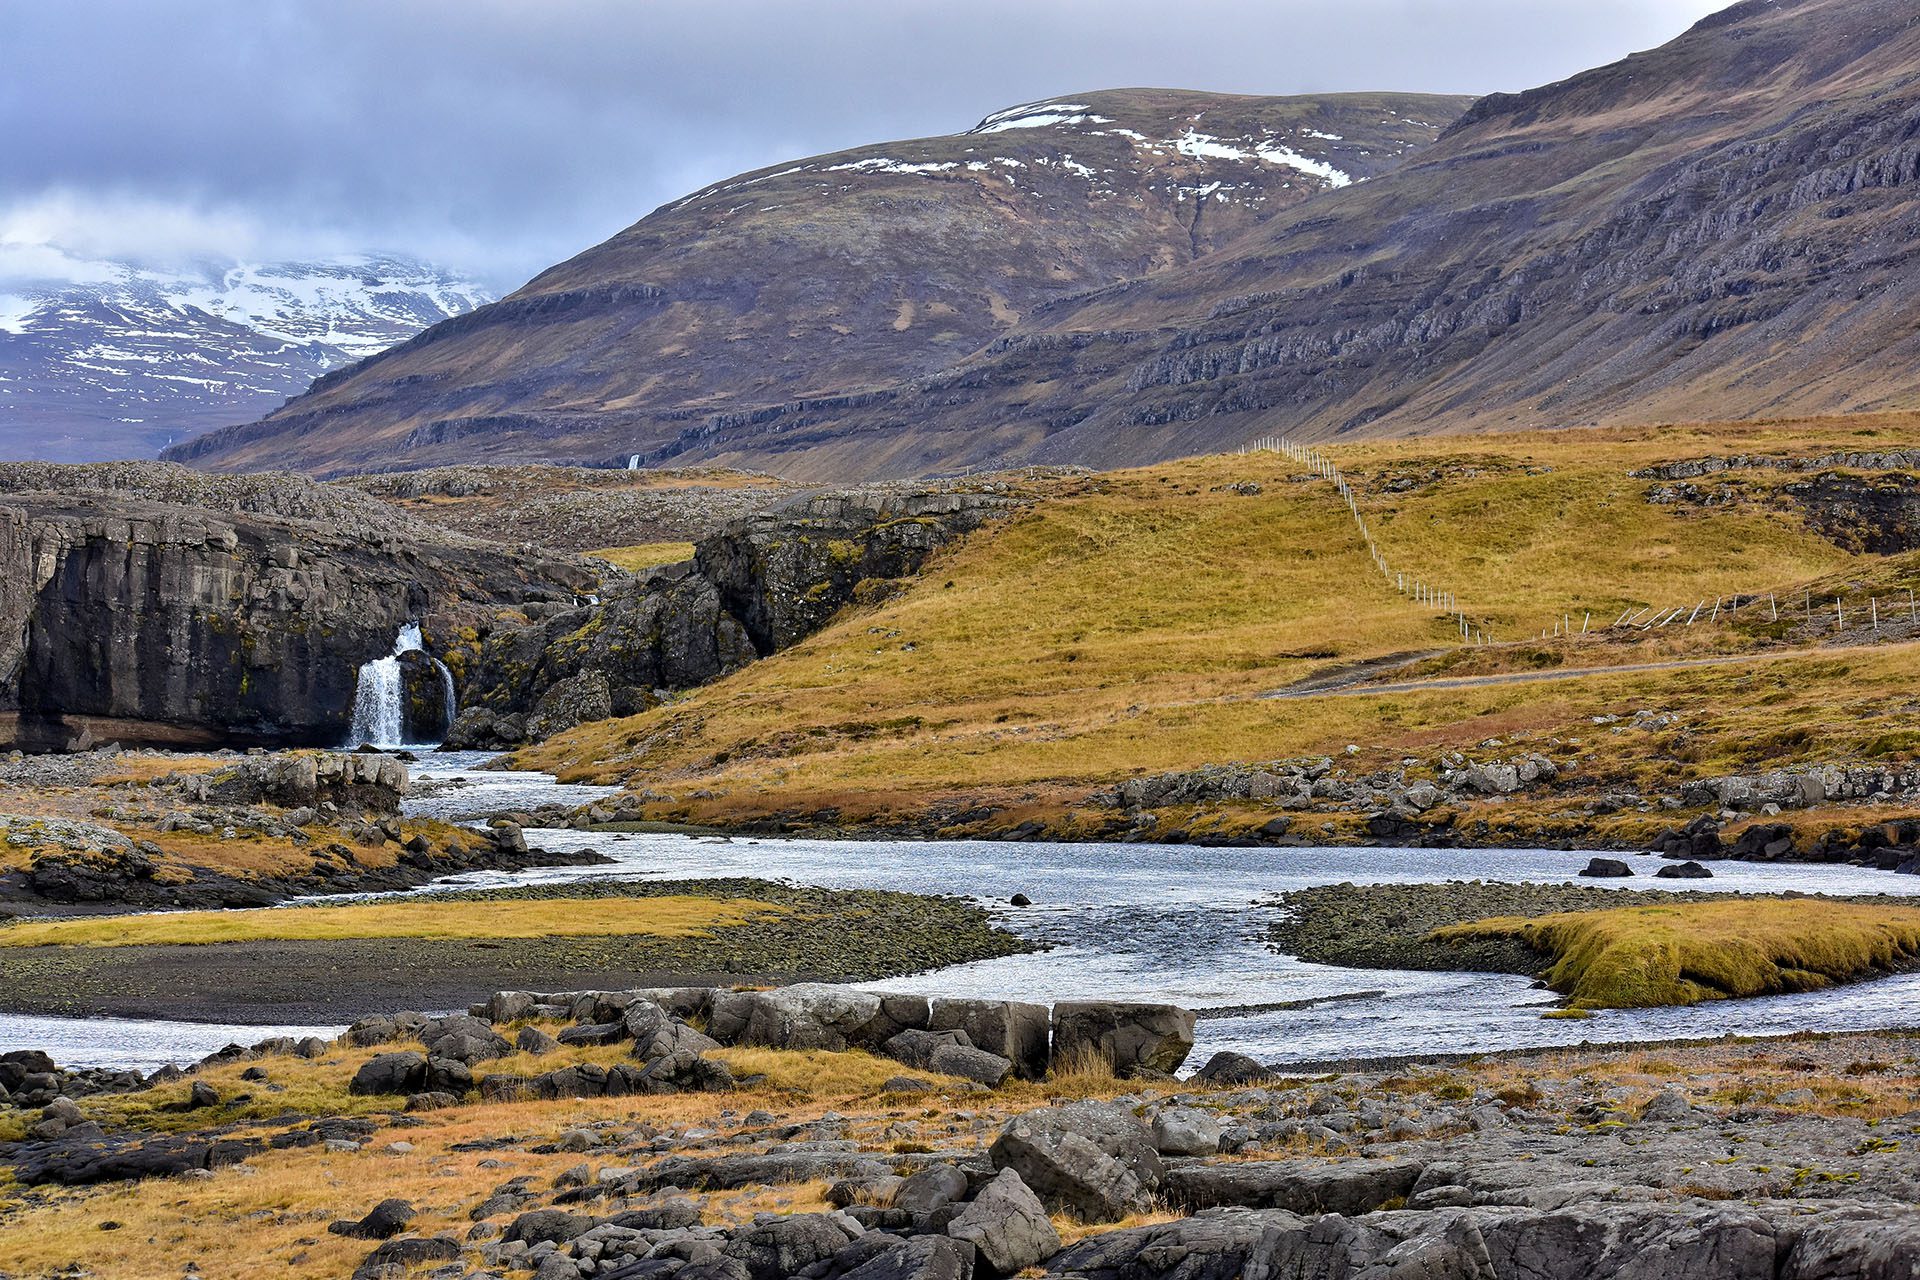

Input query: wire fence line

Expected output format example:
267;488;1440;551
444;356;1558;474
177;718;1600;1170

1244;435;1920;649
1605;587;1920;638
1242;435;1489;644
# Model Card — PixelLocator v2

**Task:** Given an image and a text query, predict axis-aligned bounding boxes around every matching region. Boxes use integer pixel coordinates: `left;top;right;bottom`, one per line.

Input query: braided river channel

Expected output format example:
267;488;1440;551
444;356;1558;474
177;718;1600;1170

7;752;1920;1070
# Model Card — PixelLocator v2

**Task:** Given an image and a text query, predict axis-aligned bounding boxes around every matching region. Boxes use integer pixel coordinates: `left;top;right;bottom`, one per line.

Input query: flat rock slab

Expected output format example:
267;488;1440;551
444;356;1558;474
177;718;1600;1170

1164;1157;1424;1215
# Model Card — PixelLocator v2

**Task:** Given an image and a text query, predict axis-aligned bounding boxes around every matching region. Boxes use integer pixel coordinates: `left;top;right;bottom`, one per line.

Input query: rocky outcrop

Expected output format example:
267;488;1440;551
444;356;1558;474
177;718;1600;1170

1642;460;1920;553
448;483;1022;746
697;488;1021;654
0;484;590;750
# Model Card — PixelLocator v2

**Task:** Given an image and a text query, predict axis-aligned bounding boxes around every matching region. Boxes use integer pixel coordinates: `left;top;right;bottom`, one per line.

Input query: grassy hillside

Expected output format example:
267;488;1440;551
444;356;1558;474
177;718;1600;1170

523;417;1920;838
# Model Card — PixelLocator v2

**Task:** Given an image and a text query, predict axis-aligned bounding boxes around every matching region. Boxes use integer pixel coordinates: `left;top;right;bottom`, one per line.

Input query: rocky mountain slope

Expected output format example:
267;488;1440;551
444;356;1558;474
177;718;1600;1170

180;0;1920;480
644;0;1920;476
0;255;489;463
166;90;1470;476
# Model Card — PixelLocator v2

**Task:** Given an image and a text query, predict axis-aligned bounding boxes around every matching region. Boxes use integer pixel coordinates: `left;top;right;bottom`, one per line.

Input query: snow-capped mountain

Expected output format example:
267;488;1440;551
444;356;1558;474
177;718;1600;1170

0;255;491;462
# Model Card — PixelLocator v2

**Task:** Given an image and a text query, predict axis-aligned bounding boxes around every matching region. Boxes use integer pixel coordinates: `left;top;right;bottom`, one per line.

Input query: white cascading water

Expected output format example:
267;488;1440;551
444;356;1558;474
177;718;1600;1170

627;454;641;470
345;622;457;748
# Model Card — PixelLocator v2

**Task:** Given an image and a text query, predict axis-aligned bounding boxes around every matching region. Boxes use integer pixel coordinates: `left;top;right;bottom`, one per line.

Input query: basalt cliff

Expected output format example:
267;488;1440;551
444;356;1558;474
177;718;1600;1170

0;465;591;750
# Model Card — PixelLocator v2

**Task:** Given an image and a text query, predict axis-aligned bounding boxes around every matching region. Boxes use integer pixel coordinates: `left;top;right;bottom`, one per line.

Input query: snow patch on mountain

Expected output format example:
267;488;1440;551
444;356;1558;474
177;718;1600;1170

0;253;491;462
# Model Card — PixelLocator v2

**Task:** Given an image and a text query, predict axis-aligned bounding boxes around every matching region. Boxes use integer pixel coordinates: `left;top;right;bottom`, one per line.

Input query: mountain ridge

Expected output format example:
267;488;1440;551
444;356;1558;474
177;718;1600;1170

166;88;1472;476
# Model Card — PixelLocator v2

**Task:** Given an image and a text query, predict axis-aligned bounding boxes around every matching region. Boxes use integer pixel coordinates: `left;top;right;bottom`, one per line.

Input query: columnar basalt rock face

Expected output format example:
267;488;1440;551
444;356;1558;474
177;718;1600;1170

448;483;1023;745
0;489;590;750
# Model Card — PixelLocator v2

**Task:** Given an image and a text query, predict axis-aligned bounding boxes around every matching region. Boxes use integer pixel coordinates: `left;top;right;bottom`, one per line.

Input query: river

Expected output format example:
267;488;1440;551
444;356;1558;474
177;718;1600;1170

5;752;1919;1069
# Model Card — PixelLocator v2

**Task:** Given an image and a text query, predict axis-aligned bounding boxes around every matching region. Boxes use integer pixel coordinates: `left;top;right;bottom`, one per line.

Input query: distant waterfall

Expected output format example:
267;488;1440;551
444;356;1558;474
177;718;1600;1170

345;623;456;748
627;454;641;470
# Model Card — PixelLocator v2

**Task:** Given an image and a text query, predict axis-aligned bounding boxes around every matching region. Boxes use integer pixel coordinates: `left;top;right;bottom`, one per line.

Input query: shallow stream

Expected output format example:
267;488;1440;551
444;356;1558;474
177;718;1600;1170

6;752;1919;1069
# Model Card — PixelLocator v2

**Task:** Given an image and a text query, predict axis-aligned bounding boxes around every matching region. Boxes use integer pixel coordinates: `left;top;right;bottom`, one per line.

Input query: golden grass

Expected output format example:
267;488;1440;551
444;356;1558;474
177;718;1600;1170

710;1046;967;1095
592;541;697;572
521;420;1890;815
0;894;789;948
1436;899;1920;1008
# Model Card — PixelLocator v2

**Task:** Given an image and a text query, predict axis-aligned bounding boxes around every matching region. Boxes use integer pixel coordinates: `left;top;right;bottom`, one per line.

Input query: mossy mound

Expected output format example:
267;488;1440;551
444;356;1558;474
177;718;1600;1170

1436;898;1920;1008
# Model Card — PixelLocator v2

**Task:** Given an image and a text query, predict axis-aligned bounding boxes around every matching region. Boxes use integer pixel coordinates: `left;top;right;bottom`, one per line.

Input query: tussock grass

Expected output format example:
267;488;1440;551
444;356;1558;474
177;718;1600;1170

710;1046;967;1096
592;541;696;571
0;894;788;948
1437;899;1920;1008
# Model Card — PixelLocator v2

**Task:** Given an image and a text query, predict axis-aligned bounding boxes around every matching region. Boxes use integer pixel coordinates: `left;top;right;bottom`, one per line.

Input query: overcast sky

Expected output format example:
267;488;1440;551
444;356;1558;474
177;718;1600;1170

1;0;1732;293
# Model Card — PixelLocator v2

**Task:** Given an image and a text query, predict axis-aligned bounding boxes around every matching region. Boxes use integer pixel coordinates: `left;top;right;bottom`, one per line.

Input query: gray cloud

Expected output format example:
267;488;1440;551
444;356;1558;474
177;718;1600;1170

0;0;1732;290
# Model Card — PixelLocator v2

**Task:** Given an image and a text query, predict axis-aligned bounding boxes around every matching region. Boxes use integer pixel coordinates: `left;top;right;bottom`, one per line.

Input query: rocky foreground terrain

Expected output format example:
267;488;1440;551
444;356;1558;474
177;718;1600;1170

1;984;1916;1279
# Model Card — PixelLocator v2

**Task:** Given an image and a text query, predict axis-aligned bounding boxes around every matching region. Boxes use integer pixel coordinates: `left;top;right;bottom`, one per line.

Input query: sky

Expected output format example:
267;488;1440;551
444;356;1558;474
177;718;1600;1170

1;0;1734;294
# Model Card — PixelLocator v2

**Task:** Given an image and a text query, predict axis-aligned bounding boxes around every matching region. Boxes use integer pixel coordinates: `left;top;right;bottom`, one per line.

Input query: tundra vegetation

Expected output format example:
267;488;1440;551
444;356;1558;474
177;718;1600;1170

518;419;1920;853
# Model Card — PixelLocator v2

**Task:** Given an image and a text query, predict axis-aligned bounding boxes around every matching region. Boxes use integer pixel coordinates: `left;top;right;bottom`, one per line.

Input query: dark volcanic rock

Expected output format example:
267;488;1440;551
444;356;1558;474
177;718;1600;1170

1578;857;1635;878
450;484;1020;743
0;480;589;750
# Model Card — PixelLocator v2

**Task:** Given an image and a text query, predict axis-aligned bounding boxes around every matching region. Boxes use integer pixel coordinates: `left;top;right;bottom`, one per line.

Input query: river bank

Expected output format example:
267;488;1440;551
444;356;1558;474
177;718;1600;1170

0;880;1032;1023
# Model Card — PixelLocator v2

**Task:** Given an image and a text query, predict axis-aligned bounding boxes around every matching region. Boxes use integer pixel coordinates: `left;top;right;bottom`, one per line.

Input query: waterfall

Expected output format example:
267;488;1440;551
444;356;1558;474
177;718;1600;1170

627;454;641;470
345;623;456;748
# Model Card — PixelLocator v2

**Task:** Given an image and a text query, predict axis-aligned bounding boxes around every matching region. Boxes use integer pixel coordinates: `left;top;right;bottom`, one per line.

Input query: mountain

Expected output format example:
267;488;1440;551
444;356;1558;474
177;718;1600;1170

0;256;491;463
165;89;1471;476
180;0;1920;482
624;0;1920;475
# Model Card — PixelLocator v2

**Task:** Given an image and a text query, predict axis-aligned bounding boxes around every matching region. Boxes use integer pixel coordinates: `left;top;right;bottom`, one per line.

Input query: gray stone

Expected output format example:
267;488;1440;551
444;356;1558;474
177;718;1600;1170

927;1044;1012;1088
945;1168;1060;1277
710;984;885;1052
1150;1107;1224;1156
721;1211;864;1280
1049;1001;1195;1077
894;1164;969;1213
928;999;1050;1081
1164;1157;1423;1215
350;1052;427;1097
989;1102;1164;1223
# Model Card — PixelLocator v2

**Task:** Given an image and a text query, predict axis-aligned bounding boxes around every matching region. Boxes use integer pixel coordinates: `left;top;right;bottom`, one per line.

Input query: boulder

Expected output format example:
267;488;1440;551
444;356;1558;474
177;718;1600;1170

349;1052;427;1097
721;1211;865;1280
351;1236;459;1280
945;1168;1060;1276
710;984;885;1052
626;1000;722;1062
418;1014;511;1064
1656;860;1714;879
883;1029;973;1072
1050;1002;1196;1077
328;1198;415;1241
927;1044;1013;1088
928;999;1050;1080
1191;1051;1274;1087
507;1208;594;1245
989;1102;1164;1222
1164;1158;1424;1215
1578;857;1634;878
1151;1107;1225;1156
1639;1089;1696;1122
895;1163;970;1214
840;1234;976;1280
516;1026;560;1055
